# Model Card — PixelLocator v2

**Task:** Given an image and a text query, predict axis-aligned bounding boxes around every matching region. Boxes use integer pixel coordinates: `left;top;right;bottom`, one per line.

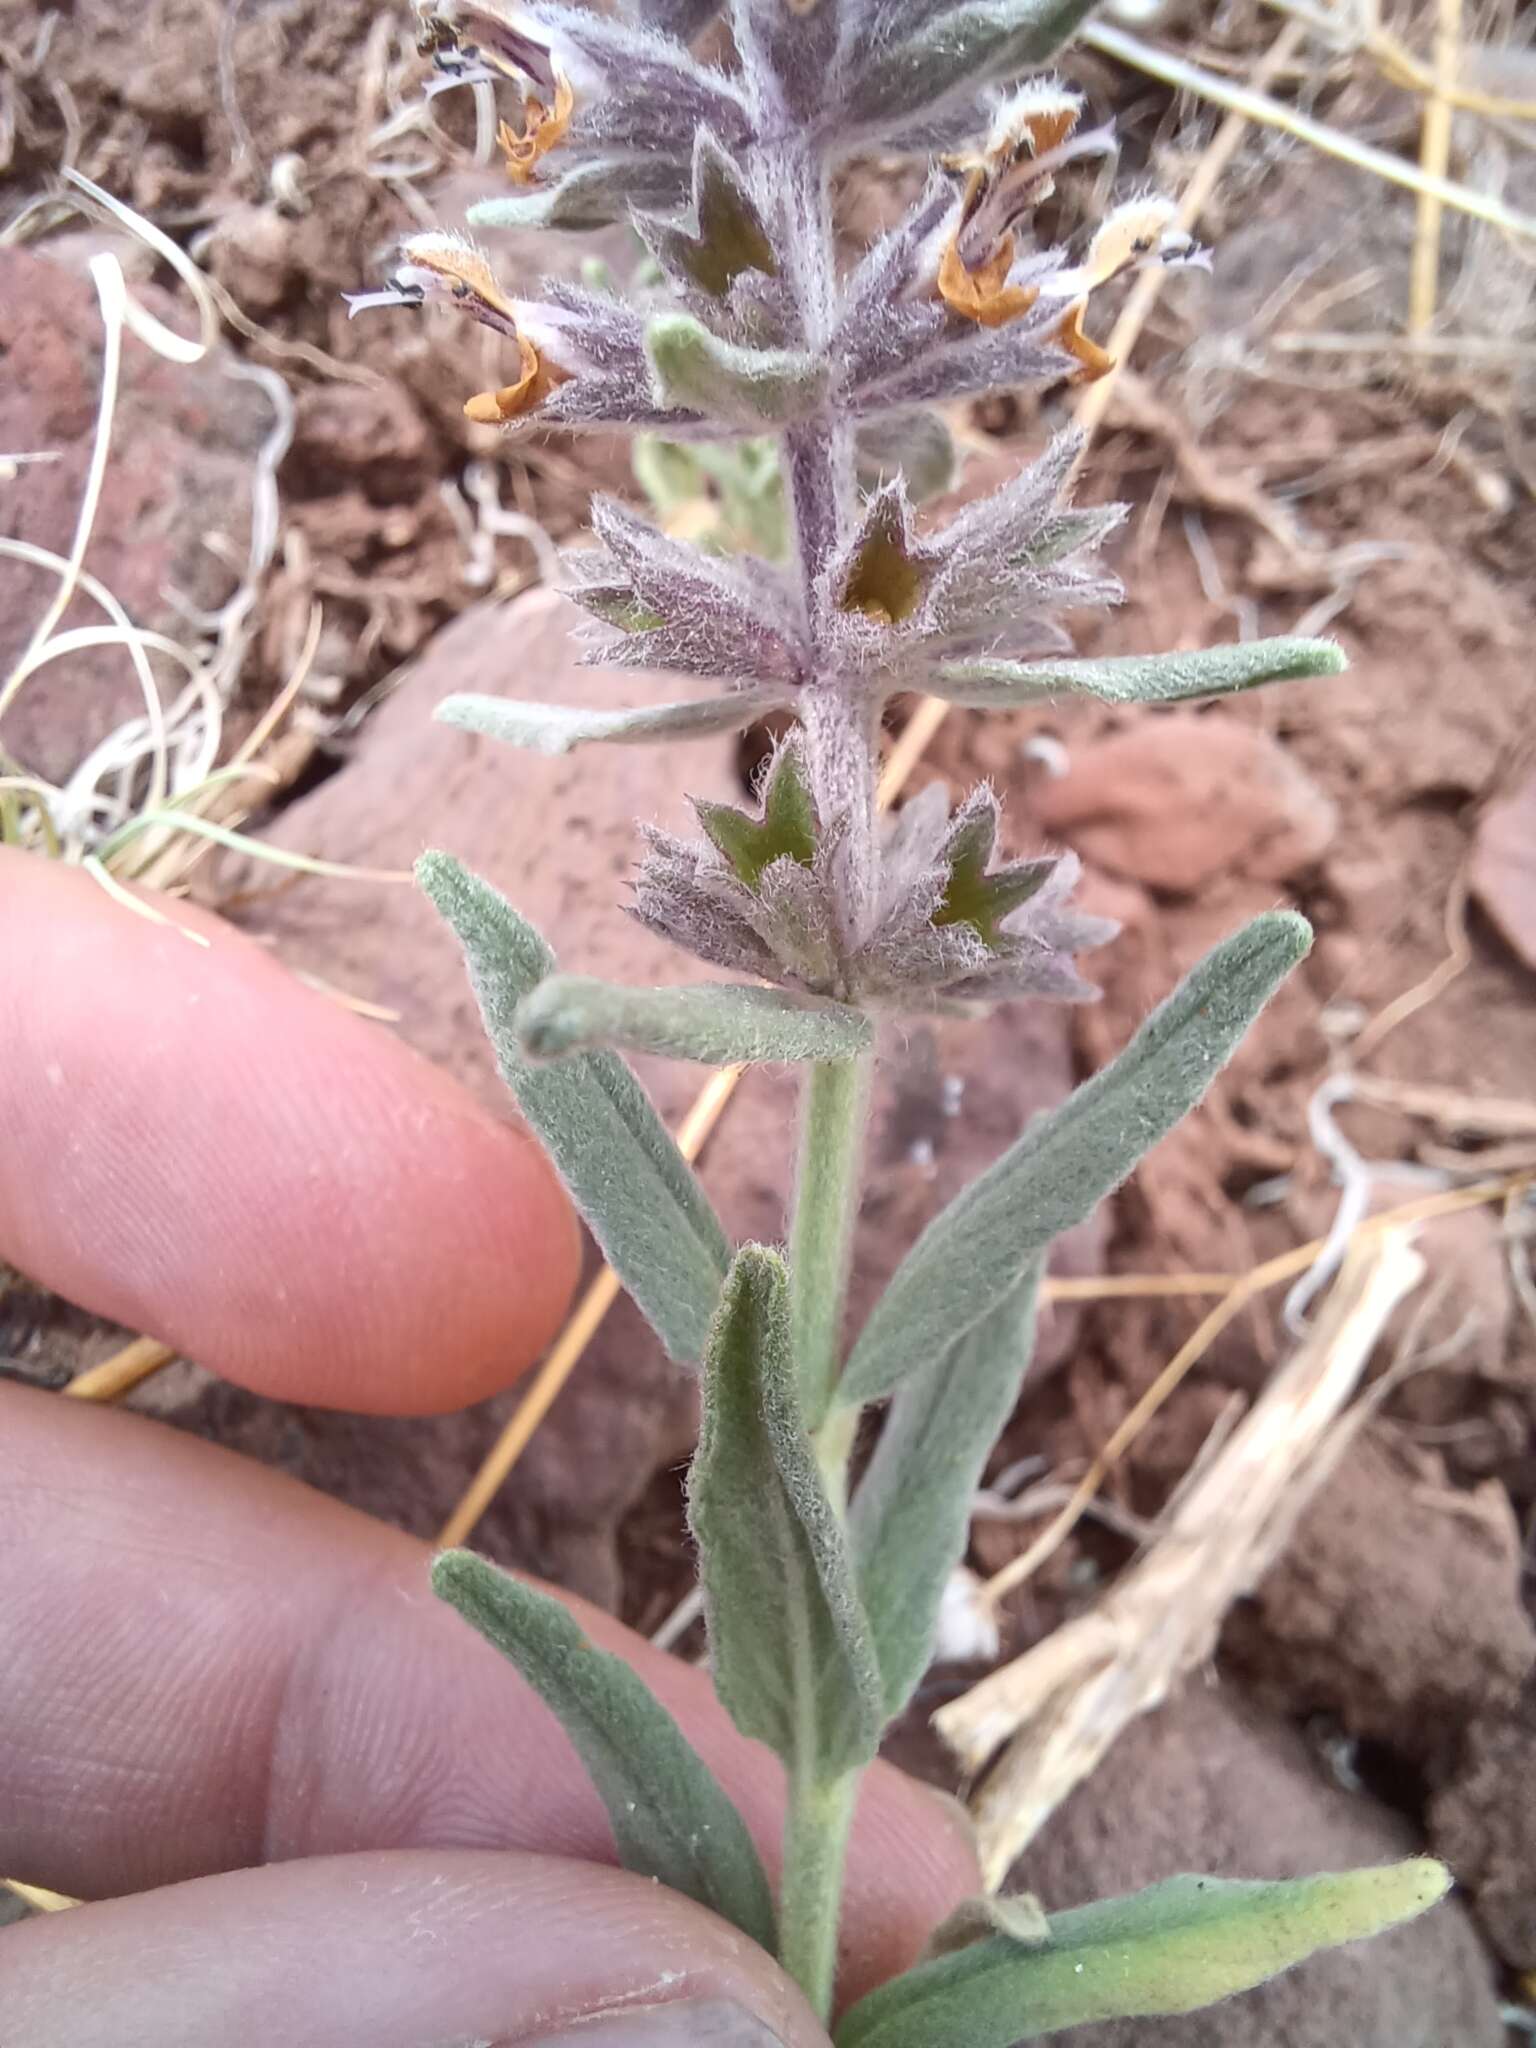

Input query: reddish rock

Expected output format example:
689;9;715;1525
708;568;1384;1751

0;243;272;783
1037;714;1337;895
1470;769;1536;971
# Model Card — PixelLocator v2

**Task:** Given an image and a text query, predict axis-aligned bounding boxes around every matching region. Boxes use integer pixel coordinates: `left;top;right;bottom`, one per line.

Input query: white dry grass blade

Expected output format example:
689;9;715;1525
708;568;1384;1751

0;171;218;841
0;537;171;842
0;172;324;906
932;1230;1425;1892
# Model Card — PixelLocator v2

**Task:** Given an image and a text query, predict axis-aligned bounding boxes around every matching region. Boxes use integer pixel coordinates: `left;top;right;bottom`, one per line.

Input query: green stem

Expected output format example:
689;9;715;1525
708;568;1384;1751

779;1768;859;2021
790;1051;872;1436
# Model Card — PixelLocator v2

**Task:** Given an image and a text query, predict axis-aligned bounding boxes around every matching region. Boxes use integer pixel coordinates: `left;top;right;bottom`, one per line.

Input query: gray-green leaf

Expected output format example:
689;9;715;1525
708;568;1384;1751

856;411;957;503
432;1551;776;1951
837;912;1311;1410
849;1266;1041;1718
836;1860;1450;2048
436;685;792;757
688;1246;884;1774
471;155;691;231
933;637;1346;710
843;0;1100;133
516;976;874;1066
420;852;730;1360
646;313;829;427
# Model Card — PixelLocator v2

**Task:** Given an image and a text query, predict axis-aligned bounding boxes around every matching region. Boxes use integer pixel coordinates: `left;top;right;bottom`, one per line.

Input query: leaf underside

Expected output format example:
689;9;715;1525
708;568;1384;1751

837;911;1311;1410
688;1246;884;1775
836;1860;1451;2048
418;852;730;1361
849;1265;1042;1718
433;1552;777;1951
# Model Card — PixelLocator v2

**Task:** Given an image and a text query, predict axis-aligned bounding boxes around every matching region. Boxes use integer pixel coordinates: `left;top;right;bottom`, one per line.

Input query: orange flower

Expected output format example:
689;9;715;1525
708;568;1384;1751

937;84;1109;330
936;228;1038;329
1033;198;1211;385
497;70;575;184
464;332;565;423
345;234;569;425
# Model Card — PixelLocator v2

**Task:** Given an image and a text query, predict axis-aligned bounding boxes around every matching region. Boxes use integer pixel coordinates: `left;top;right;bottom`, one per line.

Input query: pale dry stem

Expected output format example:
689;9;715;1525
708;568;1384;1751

935;1229;1427;1890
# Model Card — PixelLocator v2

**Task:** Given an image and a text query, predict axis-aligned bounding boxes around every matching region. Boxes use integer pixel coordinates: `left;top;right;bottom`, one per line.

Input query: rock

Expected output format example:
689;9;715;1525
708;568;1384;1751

0;242;274;785
1013;1685;1503;2047
1222;1434;1535;1782
1431;1687;1536;1971
1036;715;1337;895
146;585;1099;1605
290;379;430;490
1470;769;1536;971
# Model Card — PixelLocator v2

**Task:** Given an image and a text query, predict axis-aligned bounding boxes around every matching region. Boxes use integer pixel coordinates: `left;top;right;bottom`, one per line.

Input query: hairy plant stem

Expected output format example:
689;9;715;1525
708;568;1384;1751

768;116;881;2030
791;1050;873;1440
779;1766;859;2022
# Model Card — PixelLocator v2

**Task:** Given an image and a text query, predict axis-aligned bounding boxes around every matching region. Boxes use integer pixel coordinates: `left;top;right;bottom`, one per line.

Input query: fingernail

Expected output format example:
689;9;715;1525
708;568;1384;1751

499;1997;788;2048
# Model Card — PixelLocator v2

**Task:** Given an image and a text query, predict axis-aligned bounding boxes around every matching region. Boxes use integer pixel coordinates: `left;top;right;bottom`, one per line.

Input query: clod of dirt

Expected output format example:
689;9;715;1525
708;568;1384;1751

1470;768;1536;972
0;243;271;782
1430;1684;1536;1971
1008;1684;1503;2046
1035;714;1338;896
1222;1427;1535;1792
291;380;430;490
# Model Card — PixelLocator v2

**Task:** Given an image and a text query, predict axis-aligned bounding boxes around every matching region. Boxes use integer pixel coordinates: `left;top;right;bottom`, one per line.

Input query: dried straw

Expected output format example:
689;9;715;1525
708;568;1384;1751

935;1228;1427;1890
1408;0;1463;334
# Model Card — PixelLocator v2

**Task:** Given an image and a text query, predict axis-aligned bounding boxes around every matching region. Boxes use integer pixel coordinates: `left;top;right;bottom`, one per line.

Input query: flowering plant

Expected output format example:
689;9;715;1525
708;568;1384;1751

352;0;1448;2032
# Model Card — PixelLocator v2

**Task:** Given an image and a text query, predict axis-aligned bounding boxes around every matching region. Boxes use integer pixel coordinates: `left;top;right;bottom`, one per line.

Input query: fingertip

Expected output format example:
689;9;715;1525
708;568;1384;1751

0;850;580;1412
2;1850;831;2048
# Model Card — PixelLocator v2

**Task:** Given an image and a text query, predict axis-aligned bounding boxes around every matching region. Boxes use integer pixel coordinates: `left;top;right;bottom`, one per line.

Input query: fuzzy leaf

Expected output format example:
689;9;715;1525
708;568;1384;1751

934;637;1349;709
626;0;721;41
516;976;873;1065
849;1266;1042;1717
841;0;1101;136
419;853;730;1360
435;686;790;756
688;1247;884;1774
837;912;1312;1409
579;496;805;683
432;1552;776;1951
646;312;829;426
698;742;817;887
640;130;780;298
837;484;929;624
471;154;691;232
836;1860;1451;2048
732;0;843;124
857;410;957;503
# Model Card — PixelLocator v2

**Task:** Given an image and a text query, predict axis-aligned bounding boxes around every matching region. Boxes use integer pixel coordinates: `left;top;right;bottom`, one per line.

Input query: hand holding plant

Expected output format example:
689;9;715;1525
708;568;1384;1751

350;0;1448;2031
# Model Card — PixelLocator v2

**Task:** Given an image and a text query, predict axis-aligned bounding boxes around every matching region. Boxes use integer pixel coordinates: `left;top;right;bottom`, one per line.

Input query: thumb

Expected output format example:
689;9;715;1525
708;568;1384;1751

4;1848;830;2048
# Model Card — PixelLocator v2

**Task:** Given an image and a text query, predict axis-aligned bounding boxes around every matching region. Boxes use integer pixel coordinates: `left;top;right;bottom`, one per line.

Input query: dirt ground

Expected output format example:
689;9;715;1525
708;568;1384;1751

4;0;1536;2035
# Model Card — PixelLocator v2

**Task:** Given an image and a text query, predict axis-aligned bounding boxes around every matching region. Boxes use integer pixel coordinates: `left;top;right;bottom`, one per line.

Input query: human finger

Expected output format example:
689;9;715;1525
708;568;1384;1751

0;1387;978;2002
0;848;580;1412
3;1847;827;2048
